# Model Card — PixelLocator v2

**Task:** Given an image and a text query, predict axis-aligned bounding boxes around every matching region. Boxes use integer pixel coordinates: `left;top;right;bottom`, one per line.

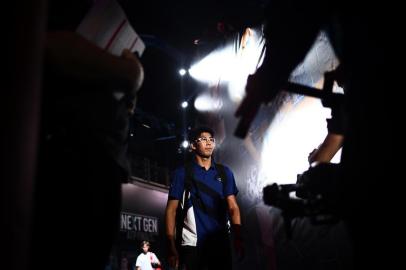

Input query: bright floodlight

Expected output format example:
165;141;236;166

188;28;265;103
179;68;187;76
181;101;188;108
259;97;339;186
194;94;222;112
181;140;189;149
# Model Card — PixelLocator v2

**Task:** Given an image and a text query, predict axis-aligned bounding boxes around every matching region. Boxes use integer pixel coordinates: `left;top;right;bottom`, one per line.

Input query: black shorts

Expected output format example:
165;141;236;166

180;233;232;270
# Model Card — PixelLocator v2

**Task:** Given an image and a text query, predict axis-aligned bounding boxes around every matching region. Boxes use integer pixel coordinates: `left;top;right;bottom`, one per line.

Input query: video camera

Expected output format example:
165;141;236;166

262;163;342;237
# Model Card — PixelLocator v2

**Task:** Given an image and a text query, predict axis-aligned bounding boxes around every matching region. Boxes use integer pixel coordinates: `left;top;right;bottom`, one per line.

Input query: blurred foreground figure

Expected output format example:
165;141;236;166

236;0;399;268
31;1;144;270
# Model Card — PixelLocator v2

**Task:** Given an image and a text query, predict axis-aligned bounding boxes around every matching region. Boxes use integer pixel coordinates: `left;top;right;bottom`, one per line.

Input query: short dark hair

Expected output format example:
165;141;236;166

140;240;150;248
189;126;215;142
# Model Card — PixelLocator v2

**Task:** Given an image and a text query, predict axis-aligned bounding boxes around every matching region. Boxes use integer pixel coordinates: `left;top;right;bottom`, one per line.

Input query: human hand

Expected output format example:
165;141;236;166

121;48;144;96
231;224;245;261
120;49;144;114
167;250;179;269
308;148;319;165
167;239;179;269
297;162;341;210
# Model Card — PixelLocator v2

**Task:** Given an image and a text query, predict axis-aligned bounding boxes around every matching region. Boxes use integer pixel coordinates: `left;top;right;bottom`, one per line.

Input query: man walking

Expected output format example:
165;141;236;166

165;126;243;270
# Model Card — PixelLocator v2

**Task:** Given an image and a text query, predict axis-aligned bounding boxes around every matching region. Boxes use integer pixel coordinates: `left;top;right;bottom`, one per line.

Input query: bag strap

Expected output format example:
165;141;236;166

185;162;209;213
174;164;194;248
214;163;228;196
185;162;230;214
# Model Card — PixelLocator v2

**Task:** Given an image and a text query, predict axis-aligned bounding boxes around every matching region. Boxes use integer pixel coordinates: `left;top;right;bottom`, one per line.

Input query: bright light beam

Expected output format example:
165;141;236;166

188;28;265;104
259;97;341;186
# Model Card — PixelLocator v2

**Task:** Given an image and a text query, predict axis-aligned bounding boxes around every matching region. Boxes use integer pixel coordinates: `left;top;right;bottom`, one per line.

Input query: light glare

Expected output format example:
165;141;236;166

179;68;187;76
181;101;188;108
181;140;189;148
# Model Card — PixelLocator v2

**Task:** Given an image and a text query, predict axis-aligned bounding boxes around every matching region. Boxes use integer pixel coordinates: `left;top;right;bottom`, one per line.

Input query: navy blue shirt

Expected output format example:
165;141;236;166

169;161;238;246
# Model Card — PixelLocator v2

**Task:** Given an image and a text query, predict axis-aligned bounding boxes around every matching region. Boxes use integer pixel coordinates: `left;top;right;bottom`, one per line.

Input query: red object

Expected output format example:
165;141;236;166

150;253;162;270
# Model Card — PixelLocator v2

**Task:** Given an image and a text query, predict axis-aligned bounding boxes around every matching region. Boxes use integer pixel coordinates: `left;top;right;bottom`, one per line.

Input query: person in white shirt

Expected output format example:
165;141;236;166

135;241;161;270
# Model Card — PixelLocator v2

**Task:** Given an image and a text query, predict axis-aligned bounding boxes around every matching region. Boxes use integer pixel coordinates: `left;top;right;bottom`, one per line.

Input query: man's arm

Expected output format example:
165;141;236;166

226;195;244;259
45;31;144;96
226;195;241;225
165;199;179;268
152;253;161;265
308;133;344;164
135;256;141;270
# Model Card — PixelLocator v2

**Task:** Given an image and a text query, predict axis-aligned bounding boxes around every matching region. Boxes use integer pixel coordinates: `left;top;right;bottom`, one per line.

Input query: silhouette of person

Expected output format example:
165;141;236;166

31;1;144;270
308;65;346;164
235;0;398;268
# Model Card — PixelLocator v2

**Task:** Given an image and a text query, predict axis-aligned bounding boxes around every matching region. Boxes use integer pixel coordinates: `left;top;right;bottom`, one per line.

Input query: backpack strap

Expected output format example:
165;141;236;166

185;162;209;213
185;162;231;215
174;163;195;248
214;163;228;196
214;163;233;233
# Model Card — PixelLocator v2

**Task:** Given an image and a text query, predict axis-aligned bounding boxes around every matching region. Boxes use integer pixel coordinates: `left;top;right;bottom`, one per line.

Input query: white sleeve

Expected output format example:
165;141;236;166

152;253;160;264
135;255;141;267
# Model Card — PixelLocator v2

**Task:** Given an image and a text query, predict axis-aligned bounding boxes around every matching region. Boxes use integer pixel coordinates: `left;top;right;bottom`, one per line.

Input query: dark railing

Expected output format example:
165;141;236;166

128;155;170;187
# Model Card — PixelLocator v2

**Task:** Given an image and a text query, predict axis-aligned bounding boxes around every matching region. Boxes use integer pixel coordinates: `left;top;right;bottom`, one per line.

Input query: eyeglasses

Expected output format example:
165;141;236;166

195;137;215;144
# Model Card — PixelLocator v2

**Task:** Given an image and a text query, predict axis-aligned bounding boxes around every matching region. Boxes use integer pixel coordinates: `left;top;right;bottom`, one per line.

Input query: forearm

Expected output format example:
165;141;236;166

229;205;241;225
165;200;179;264
226;195;241;225
165;206;177;240
312;133;344;163
44;31;142;93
